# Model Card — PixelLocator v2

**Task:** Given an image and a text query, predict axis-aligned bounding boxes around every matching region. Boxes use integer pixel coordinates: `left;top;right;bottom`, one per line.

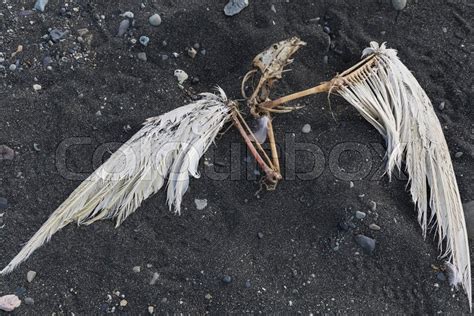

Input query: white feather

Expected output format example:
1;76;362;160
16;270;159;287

337;42;471;310
1;88;231;275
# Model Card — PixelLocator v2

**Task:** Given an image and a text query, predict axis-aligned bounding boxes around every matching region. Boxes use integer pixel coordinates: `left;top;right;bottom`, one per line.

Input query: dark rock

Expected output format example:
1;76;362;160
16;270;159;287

245;280;251;288
0;145;15;160
24;297;34;305
15;287;27;297
437;272;446;281
0;197;7;209
337;220;349;231
355;234;376;254
49;29;67;42
222;275;232;284
117;19;130;37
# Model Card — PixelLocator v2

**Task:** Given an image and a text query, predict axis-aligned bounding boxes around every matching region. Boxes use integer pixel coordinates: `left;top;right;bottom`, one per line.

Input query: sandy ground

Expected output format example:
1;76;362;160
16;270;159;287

1;0;473;314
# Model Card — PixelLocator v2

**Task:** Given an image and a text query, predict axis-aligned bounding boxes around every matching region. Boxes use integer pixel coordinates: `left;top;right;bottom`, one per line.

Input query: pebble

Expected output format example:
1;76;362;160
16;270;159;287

369;201;377;211
437;272;446;281
33;84;42;91
0;145;14;160
161;54;169;61
200;49;206;56
174;69;188;84
224;0;249;16
0;295;21;312
270;4;277;13
222;275;232;284
14;287;26;297
120;299;128;307
349;181;354;188
187;47;197;58
43;56;52;66
391;0;407;10
355;211;366;219
139;36;150;46
257;232;264;239
193;43;200;50
148;14;162;26
24;297;34;305
369;223;381;231
301;124;311;134
442;27;448;33
8;64;16;71
0;57;4;63
34;0;48;12
121;11;134;19
438;101;445;111
0;197;7;209
33;143;40;152
323;26;331;34
354;234;376;254
245;280;251;288
27;270;37;282
323;55;328;64
137;52;147;61
117;19;130;37
49;29;67;43
148;305;154;314
149;272;160;285
132;266;141;273
195;198;208;210
205;293;212;300
161;297;168;303
454;151;463;158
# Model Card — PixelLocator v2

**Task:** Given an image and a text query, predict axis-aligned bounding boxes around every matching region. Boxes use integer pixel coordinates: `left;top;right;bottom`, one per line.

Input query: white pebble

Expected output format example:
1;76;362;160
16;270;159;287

132;266;141;273
195;198;208;210
174;69;188;84
301;124;311;134
148;13;162;26
33;84;42;91
121;11;134;19
148;305;154;314
120;299;128;307
27;270;37;282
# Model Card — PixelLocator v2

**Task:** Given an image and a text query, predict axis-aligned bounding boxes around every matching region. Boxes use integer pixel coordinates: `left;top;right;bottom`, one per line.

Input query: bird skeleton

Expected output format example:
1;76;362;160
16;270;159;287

2;38;470;311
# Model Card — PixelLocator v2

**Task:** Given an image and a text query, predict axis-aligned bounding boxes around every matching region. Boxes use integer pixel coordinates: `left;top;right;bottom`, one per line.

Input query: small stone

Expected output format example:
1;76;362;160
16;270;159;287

354;234;376;254
49;29;67;42
0;198;7;210
245;280;251;288
323;55;328;64
33;143;40;152
137;52;147;61
139;36;150;46
77;28;89;36
15;287;26;297
27;270;37;282
369;201;377;211
172;52;179;58
191;77;200;84
43;56;52;66
0;145;15;160
323;26;331;34
149;272;160;285
222;275;232;284
355;211;366;219
9;64;16;71
200;49;206;56
391;0;407;10
442;27;448;33
187;47;197;58
437;272;446;281
288;300;293;307
204;293;212;300
34;0;48;12
369;223;381;231
120;299;128;307
224;0;249;16
33;84;42;91
454;151;463;158
302;124;311;134
117;19;130;37
349;181;354;188
148;14;162;26
193;43;200;50
24;297;34;305
174;69;188;84
148;305;154;314
0;295;21;312
195;198;208;210
121;11;134;19
95;110;102;116
270;4;276;13
132;266;141;273
438;101;445;111
161;298;168;304
257;232;264;239
161;54;169;61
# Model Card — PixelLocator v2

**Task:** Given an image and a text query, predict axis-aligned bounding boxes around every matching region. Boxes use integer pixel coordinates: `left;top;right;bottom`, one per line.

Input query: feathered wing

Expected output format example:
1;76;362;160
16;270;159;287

1;88;231;275
337;42;471;309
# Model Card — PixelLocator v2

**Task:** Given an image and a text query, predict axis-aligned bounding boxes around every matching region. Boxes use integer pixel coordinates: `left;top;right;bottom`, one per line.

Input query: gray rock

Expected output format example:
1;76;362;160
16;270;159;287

24;297;34;305
148;14;162;26
43;56;52;66
323;26;331;34
117;19;130;37
0;197;7;209
132;266;141;273
9;64;16;71
436;272;446;281
369;223;381;231
137;52;147;61
204;293;212;300
222;275;232;284
195;199;207;210
301;124;311;134
257;232;264;239
354;234;376;254
391;0;407;10
369;201;377;211
245;280;251;288
464;201;474;239
454;151;463;158
27;270;37;282
161;54;169;61
121;11;134;19
0;145;15;160
224;0;249;16
438;101;445;111
139;36;150;46
49;29;67;43
34;0;48;12
355;211;366;219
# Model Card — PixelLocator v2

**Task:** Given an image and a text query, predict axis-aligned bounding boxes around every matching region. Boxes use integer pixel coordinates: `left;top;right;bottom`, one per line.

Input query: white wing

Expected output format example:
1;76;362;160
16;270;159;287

338;42;471;310
1;88;231;275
